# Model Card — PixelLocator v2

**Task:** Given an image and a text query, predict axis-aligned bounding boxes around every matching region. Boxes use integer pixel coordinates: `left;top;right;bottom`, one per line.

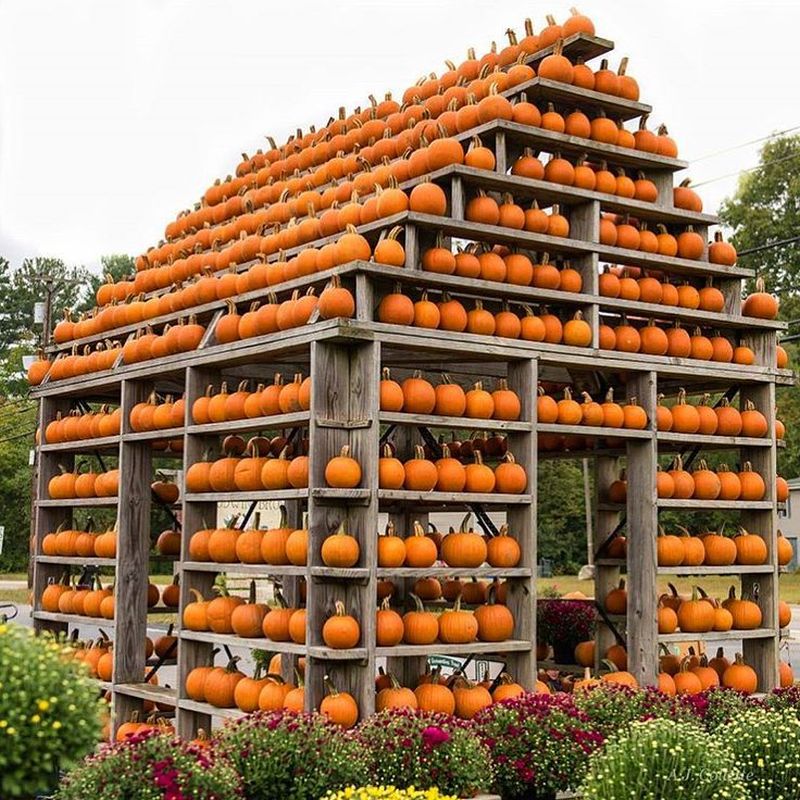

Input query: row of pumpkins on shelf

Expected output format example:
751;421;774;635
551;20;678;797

40;574;178;619
220;11;632;192
600;527;794;567
144;11;647;261
656;526;791;568
183;580;516;649
186;656;539;724
191;375;308;424
655;583;791;635
608;458;785;503
188;507;520;570
569;638;771;696
65;629;177;678
47;469;178;502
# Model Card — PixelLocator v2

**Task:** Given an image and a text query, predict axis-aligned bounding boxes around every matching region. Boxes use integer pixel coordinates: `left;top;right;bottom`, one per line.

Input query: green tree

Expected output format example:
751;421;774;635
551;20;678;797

85;254;135;312
720;133;800;480
719;133;800;294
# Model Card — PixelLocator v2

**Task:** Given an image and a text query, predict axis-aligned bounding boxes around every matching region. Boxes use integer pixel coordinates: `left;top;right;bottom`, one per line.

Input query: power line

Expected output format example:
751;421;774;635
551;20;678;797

689;124;800;163
692;152;800;188
0;429;36;445
738;235;800;257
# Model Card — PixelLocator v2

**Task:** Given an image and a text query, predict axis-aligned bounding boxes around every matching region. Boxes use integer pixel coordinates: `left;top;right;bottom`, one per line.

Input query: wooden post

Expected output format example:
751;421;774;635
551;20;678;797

112;379;154;733
306;339;379;719
176;366;219;738
504;357;537;686
594;455;621;669
741;380;779;691
625;371;658;686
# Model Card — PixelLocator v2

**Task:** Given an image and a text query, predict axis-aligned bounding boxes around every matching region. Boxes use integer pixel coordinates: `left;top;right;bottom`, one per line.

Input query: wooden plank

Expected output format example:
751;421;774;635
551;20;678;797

375;640;533;657
625;371;659;687
185;489;309;503
375;567;533;578
176;365;220;739
658;432;773;448
657;565;775;576
112;379;154;735
538;423;651;440
33;610;116;627
120;427;185;443
381;411;531;432
179;699;245;720
180;562;307;576
740;380;779;692
515;76;651;121
36;556;116;567
36;497;119;508
186;411;310;436
115;683;177;706
377;490;532;505
658;499;776;510
503;356;537;687
594;455;622;669
180;629;307;654
659;628;776;644
40;435;120;453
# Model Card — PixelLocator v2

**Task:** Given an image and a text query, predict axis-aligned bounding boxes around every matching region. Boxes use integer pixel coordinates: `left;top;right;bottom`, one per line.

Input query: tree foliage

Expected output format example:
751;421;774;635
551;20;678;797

721;133;800;481
719;133;800;294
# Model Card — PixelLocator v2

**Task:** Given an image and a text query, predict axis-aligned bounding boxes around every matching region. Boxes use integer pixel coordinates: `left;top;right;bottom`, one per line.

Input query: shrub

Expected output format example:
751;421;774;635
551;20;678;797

55;729;241;799
322;788;457;800
0;623;104;797
763;684;800;715
678;686;754;731
581;718;747;800
718;707;800;799
213;709;366;800
474;691;602;799
354;708;491;798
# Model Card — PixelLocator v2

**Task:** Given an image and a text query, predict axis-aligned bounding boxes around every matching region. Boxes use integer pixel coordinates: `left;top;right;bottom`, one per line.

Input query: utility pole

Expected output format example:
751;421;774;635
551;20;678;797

28;274;56;588
583;458;593;565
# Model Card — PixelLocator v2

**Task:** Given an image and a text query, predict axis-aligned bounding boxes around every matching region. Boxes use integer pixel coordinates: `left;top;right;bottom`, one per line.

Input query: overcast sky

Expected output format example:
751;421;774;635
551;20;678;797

0;0;797;273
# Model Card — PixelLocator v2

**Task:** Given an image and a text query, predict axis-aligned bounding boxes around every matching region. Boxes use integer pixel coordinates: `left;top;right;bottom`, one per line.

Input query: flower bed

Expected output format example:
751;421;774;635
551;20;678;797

50;684;800;800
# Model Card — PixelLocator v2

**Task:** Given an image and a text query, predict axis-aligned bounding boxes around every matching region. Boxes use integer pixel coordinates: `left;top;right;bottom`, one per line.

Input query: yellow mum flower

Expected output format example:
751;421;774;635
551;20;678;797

37;699;50;712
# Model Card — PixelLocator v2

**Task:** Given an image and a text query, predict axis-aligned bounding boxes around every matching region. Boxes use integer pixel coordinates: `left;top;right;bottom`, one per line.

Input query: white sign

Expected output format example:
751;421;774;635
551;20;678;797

0;527;5;555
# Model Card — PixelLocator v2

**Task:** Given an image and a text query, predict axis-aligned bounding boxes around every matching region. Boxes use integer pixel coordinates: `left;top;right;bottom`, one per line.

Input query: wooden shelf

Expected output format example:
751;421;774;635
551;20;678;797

187;412;310;436
184;489;309;503
121;427;185;443
659;628;776;643
658;499;777;510
407;212;750;281
306;646;369;660
115;683;177;706
380;411;531;432
37;497;118;508
378;490;532;506
179;629;306;654
657;432;773;449
34;610;114;627
537;423;652;439
374;640;533;657
374;567;532;579
472;118;688;173
35;555;116;567
40;436;120;453
657;565;775;575
178;699;245;719
181;561;306;576
510;76;652;122
309;567;369;581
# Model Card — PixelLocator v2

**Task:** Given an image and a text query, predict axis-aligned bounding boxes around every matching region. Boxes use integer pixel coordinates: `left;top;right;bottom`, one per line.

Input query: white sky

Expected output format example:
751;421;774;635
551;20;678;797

1;0;798;273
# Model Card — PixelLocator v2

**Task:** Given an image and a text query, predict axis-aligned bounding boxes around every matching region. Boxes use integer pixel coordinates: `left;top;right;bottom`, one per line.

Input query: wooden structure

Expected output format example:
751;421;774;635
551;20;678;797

29;29;792;738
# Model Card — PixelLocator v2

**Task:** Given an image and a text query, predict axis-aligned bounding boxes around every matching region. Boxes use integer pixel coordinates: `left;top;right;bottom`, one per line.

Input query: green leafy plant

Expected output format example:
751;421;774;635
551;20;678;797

212;709;366;800
718;707;800;799
354;708;491;798
0;623;104;797
581;718;747;800
56;728;240;799
474;692;602;799
678;686;754;731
